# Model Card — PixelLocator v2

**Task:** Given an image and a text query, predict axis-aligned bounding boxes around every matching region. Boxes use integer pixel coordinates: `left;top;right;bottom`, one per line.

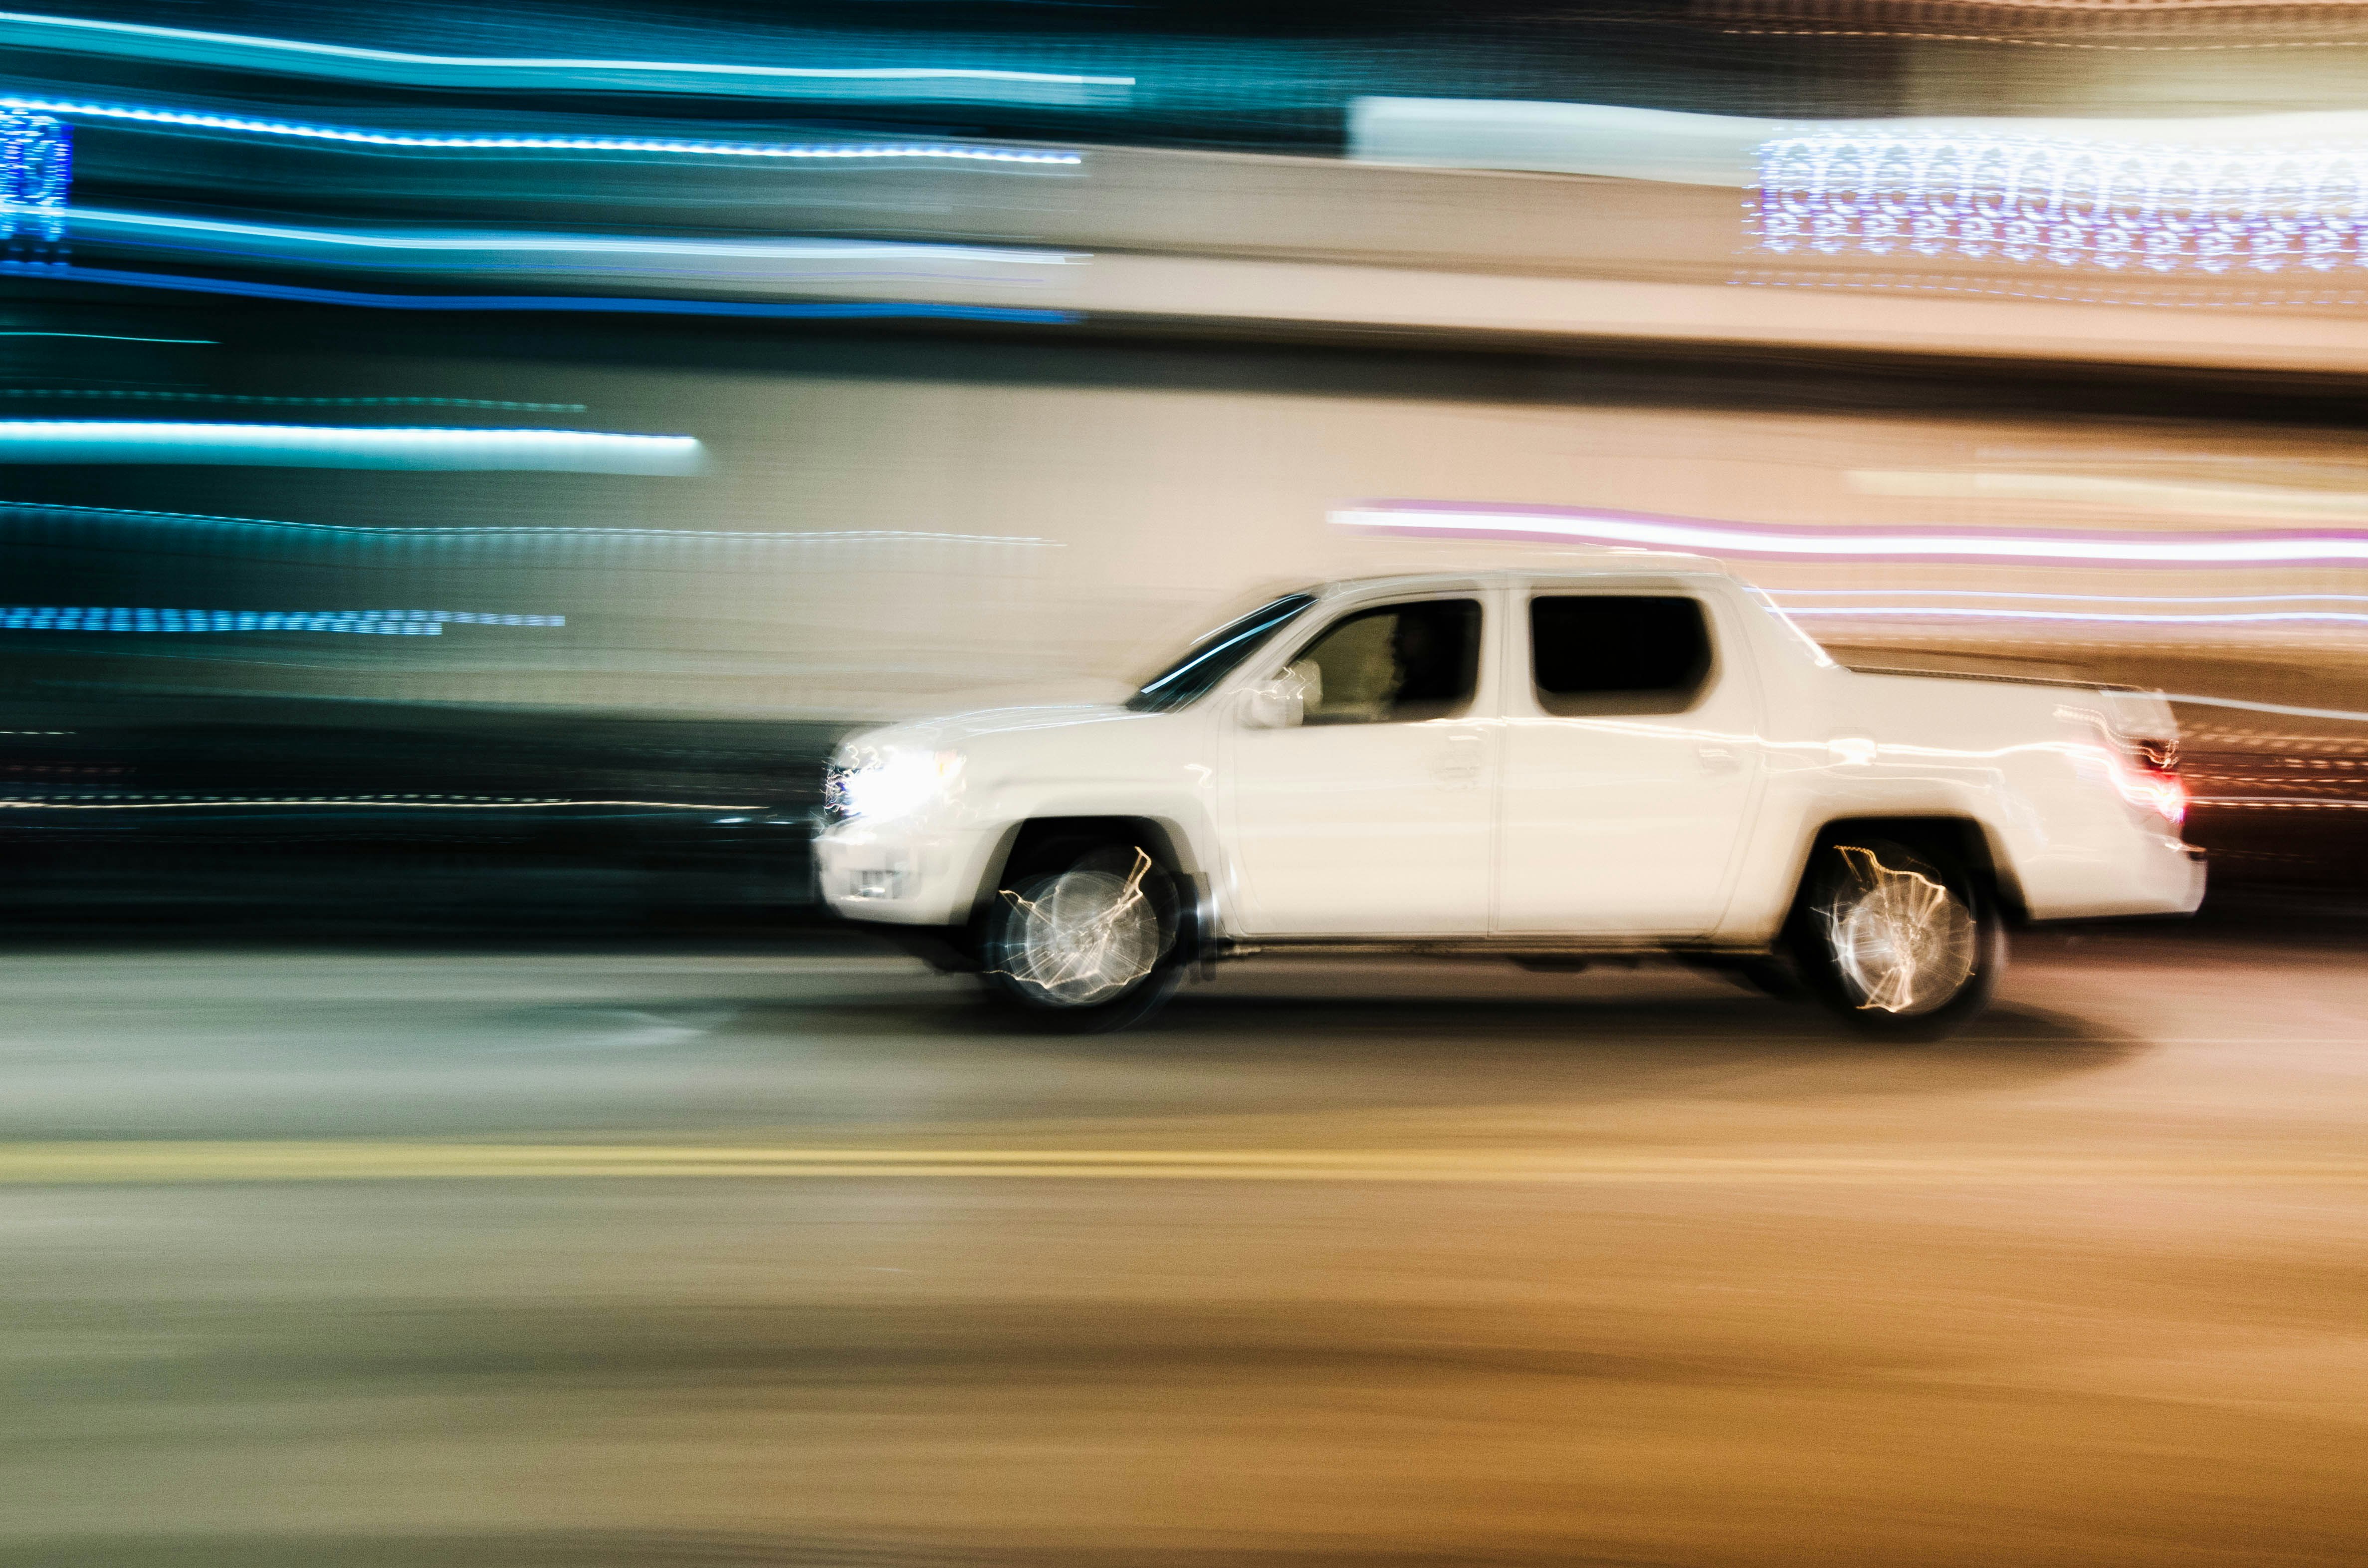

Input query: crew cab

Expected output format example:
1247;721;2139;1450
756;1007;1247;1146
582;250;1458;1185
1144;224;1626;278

816;565;2204;1036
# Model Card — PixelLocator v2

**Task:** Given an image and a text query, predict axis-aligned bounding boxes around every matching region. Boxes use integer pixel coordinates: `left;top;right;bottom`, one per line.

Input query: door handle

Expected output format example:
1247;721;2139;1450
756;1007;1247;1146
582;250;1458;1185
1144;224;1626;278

1695;744;1742;774
1436;730;1485;787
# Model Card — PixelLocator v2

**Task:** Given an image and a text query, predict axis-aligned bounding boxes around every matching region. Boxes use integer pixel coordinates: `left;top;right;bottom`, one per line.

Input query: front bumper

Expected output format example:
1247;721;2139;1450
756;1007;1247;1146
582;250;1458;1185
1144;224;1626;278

814;819;991;926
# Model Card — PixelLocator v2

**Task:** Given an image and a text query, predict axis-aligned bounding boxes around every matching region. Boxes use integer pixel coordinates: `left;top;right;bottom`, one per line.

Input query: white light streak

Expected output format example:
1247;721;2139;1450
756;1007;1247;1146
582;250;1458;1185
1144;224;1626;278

0;422;701;473
0;10;1133;104
63;206;1079;269
1780;606;2368;626
1778;590;2368;605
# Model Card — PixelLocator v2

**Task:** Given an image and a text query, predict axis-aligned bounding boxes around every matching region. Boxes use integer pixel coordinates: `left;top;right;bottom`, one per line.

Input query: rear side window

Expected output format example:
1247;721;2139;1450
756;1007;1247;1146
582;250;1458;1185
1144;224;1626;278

1530;595;1713;716
1286;598;1481;725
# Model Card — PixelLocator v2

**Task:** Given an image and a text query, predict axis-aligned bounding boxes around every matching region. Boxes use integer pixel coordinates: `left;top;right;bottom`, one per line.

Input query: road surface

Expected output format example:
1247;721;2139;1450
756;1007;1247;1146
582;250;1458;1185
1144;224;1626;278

3;927;2364;1567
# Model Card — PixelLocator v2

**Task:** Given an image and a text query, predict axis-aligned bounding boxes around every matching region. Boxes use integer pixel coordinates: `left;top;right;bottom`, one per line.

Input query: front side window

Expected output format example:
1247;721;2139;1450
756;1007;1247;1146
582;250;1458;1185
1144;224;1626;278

1128;593;1317;714
1530;595;1712;716
1282;598;1481;725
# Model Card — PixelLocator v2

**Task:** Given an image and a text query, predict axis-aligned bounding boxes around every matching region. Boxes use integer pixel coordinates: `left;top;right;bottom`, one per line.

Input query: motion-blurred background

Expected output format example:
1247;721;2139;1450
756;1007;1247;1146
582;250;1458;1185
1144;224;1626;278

12;0;2368;931
17;10;2368;1568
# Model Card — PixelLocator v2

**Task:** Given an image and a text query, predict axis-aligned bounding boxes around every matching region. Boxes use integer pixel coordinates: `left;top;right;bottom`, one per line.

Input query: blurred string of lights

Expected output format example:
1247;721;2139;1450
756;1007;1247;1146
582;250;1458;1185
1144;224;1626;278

0;392;587;410
0;95;1081;166
1757;130;2368;274
0;262;1083;322
0;423;701;473
1336;502;2368;564
0;10;1135;104
1;108;68;242
0;607;562;633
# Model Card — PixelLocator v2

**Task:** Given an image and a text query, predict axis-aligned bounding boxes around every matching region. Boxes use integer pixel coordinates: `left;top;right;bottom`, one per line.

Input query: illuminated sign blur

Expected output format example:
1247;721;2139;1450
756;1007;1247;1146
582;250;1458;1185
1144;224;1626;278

1757;130;2368;274
1;109;68;243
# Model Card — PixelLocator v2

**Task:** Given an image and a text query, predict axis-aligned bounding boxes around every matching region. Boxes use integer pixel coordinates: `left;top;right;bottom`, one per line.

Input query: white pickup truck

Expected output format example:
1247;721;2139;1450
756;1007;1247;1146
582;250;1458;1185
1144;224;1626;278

817;565;2204;1037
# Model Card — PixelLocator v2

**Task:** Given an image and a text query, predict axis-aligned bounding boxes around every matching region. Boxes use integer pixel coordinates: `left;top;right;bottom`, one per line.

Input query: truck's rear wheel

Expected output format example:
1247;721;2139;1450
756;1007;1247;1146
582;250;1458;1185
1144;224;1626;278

979;838;1184;1032
1791;836;2004;1040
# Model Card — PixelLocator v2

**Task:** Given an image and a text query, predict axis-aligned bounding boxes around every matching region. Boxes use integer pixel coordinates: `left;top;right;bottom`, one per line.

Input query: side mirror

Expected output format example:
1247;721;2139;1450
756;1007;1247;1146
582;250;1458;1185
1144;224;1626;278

1241;664;1315;730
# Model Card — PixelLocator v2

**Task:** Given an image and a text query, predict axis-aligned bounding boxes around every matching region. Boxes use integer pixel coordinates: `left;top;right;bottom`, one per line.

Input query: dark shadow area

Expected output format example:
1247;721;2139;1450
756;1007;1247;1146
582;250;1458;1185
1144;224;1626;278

712;982;2152;1118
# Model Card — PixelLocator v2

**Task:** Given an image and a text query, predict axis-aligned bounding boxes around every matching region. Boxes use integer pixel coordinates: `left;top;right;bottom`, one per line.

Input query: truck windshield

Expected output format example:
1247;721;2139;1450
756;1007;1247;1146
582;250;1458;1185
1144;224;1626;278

1126;593;1317;713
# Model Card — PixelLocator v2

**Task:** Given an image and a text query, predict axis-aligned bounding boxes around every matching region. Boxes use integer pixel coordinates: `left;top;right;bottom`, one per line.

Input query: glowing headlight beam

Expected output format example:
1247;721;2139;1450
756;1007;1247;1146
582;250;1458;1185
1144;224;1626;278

1336;501;2368;566
0;94;1081;165
0;262;1081;324
0;10;1134;105
827;750;962;823
0;423;702;474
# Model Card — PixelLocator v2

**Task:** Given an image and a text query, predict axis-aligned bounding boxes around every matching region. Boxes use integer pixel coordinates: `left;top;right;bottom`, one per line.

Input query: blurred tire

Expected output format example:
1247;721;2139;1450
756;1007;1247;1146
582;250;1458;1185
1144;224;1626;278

1789;835;2004;1041
979;837;1184;1032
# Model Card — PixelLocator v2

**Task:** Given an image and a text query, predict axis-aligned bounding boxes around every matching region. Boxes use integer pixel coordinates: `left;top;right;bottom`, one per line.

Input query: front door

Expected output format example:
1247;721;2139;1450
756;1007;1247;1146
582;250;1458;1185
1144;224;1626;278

1494;591;1762;936
1226;594;1497;936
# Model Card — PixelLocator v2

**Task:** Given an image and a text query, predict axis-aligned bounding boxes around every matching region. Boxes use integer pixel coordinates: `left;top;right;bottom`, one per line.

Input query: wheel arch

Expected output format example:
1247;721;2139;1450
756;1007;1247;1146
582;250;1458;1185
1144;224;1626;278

1786;814;2030;927
971;813;1215;960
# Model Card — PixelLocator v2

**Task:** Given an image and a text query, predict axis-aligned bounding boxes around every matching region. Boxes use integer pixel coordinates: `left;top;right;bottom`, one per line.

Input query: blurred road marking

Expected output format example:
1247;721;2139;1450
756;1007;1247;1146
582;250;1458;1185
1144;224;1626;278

3;1143;2367;1184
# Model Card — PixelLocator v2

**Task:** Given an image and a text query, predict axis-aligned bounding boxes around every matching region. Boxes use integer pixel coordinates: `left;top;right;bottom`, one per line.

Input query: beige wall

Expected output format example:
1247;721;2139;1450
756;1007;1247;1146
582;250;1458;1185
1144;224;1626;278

169;351;2368;719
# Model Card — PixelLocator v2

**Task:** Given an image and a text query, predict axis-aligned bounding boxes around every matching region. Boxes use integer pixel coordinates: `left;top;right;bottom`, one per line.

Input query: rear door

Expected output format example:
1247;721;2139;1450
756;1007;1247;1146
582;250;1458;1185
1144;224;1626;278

1494;588;1763;936
1224;592;1498;936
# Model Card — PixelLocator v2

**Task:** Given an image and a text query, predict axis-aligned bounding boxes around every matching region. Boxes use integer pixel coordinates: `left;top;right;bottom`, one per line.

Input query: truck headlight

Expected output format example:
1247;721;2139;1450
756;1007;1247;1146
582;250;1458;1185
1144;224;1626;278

824;748;962;825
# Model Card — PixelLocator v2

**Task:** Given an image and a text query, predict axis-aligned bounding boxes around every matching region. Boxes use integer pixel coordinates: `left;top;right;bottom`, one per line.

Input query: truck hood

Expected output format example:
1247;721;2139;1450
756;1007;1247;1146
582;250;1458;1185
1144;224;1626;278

840;702;1148;758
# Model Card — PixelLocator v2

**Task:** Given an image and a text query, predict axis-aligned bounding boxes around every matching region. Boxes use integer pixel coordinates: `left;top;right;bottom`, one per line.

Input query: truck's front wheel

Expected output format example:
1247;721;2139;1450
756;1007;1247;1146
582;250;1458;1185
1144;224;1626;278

978;838;1184;1032
1791;836;2004;1040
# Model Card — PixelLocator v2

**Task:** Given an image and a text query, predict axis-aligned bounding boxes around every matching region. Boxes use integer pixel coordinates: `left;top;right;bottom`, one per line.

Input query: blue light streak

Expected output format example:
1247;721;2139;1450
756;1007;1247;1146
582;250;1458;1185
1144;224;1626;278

0;262;1082;323
0;500;1064;548
0;10;1134;105
0;607;563;633
0;94;1081;165
0;422;702;473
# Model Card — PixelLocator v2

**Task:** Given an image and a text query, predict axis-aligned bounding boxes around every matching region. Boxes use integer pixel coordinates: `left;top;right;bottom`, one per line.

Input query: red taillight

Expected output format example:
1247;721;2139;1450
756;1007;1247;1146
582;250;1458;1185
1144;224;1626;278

2113;739;2186;827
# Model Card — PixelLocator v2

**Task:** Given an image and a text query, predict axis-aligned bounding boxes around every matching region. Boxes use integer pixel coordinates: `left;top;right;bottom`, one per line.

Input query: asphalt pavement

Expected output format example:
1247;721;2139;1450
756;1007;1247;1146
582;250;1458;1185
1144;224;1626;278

3;927;2365;1567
